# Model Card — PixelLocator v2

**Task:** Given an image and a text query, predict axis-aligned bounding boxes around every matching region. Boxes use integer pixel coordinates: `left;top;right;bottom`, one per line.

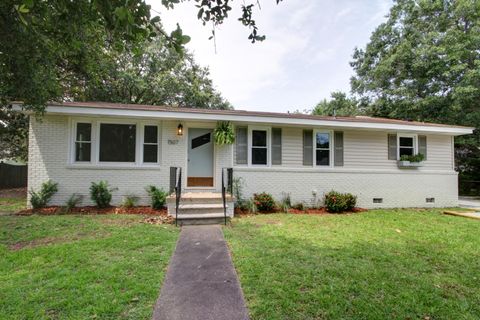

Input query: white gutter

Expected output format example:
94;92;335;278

13;104;474;136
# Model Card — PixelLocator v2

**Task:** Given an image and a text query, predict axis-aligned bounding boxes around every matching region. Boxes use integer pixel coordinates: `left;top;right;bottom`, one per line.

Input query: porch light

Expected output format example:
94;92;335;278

177;123;183;136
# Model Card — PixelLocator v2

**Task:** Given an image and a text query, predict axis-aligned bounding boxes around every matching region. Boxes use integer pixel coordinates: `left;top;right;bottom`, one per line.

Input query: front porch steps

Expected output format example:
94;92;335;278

167;192;234;225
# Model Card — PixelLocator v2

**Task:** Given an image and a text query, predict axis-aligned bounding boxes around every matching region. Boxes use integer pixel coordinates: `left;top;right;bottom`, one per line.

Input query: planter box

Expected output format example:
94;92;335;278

397;160;424;168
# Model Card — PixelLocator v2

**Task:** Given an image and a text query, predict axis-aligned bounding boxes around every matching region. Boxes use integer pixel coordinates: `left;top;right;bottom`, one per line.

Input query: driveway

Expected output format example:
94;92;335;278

458;196;480;209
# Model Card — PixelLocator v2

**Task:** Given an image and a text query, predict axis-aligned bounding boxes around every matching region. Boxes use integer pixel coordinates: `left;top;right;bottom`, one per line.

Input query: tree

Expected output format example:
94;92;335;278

312;91;360;117
350;0;480;190
77;37;231;109
0;107;28;162
1;0;282;114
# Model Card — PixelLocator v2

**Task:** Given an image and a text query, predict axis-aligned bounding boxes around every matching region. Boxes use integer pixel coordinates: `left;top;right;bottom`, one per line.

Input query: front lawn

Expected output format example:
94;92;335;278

0;214;179;319
225;209;480;320
0;197;26;213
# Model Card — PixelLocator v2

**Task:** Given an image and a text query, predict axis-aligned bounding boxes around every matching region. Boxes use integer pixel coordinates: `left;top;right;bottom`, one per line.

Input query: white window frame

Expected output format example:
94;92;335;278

69;118;161;167
73;120;93;163
141;124;160;165
248;126;271;167
313;130;334;167
397;133;418;160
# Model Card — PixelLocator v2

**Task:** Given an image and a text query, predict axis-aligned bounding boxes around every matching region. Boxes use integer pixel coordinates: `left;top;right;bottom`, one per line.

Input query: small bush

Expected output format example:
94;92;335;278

122;194;139;208
399;153;425;162
253;192;276;212
64;194;83;213
29;180;58;209
278;192;291;213
146;186;168;210
244;199;257;214
90;181;117;208
291;202;305;211
324;191;357;213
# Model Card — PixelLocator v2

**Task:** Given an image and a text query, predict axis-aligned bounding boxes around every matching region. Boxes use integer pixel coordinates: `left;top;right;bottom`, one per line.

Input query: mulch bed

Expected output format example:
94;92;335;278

16;206;168;216
234;207;367;216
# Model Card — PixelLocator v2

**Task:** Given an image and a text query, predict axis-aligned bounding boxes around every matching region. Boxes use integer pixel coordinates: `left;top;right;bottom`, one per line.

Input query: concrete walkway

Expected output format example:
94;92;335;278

152;225;249;320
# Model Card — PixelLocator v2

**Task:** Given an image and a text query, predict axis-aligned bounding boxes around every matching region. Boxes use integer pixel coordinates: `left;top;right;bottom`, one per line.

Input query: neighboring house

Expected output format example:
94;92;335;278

15;102;473;214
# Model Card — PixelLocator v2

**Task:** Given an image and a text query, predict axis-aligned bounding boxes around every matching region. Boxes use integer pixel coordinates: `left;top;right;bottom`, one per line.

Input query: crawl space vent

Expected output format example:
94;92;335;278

373;198;383;204
426;198;435;203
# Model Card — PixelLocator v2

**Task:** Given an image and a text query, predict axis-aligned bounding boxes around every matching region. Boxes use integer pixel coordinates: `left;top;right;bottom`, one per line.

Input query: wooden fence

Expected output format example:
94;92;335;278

0;162;27;189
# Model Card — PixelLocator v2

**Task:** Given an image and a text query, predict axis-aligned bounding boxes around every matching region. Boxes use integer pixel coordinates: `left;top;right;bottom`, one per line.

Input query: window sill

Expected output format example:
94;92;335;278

397;161;424;168
66;164;161;170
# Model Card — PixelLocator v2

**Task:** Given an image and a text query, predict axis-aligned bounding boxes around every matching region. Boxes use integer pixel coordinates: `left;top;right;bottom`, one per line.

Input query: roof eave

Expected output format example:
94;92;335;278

12;103;474;136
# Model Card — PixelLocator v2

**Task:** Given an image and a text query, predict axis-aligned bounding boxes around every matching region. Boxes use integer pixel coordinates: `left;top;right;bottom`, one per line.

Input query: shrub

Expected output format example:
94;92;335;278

90;181;117;208
29;180;58;209
64;194;83;213
278;192;291;213
232;177;245;205
291;202;305;211
122;194;139;208
324;191;357;213
146;186;168;210
244;199;257;214
253;192;276;212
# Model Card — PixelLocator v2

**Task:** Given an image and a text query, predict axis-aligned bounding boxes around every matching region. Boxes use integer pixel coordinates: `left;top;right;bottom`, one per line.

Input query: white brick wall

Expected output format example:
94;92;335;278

28;116;233;207
234;168;458;208
28;115;458;209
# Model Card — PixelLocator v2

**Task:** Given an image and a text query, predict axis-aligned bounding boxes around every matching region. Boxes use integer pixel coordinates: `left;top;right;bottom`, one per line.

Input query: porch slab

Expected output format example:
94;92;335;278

152;225;249;320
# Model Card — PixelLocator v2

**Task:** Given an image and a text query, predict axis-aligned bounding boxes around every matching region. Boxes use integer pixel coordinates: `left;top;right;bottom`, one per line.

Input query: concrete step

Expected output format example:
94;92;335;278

175;213;228;225
178;204;227;210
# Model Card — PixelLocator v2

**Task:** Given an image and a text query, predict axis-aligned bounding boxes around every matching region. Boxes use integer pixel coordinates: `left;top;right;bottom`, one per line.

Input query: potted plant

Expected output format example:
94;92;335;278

213;121;235;145
398;153;425;168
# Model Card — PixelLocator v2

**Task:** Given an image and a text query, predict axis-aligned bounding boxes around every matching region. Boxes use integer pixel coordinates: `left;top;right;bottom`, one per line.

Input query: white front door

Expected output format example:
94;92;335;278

187;128;214;187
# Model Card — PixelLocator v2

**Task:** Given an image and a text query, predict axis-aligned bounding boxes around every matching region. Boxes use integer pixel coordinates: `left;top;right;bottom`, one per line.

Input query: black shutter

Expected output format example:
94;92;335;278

334;131;344;166
303;130;313;166
235;127;248;165
272;128;282;165
388;134;397;160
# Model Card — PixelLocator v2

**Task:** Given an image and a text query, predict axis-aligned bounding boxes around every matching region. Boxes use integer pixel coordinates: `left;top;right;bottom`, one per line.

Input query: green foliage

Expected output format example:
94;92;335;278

253;192;276;212
64;194;83;213
122;194;139;208
399;153;425;163
89;181;117;208
214;121;235;145
278;192;292;213
323;191;357;213
350;0;480;187
0;106;28;162
312;91;360;117
29;180;58;209
146;186;168;210
244;199;258;214
232;177;245;204
291;202;305;211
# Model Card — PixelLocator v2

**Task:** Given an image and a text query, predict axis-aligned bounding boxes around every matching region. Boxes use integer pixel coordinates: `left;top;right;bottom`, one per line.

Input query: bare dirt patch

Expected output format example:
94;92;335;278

0;187;27;198
8;232;110;251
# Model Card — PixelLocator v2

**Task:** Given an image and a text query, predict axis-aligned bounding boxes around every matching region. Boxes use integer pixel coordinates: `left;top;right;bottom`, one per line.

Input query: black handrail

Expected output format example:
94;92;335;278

221;167;233;225
175;167;182;226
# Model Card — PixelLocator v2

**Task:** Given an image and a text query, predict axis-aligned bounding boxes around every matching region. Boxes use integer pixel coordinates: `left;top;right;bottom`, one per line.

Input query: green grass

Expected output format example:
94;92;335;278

0;214;179;319
224;209;480;320
0;197;26;213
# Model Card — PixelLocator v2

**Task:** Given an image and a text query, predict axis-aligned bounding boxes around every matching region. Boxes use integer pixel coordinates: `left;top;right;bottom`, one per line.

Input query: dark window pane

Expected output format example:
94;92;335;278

252;130;267;147
76;123;91;141
75;142;91;162
144;126;158;143
252;148;267;165
399;137;413;147
192;133;211;149
399;147;414;157
143;145;158;163
316;150;330;166
316;133;330;149
99;124;136;162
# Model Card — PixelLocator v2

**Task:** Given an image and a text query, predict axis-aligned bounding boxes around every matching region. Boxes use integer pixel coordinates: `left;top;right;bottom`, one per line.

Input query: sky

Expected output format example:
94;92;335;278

147;0;393;112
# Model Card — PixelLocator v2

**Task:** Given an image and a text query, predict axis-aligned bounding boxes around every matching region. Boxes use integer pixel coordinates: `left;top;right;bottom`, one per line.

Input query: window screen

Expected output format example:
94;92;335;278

316;132;330;166
143;125;158;163
252;130;267;165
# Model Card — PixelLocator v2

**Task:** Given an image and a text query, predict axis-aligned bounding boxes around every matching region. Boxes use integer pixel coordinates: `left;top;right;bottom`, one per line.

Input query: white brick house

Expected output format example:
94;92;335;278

18;101;473;210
